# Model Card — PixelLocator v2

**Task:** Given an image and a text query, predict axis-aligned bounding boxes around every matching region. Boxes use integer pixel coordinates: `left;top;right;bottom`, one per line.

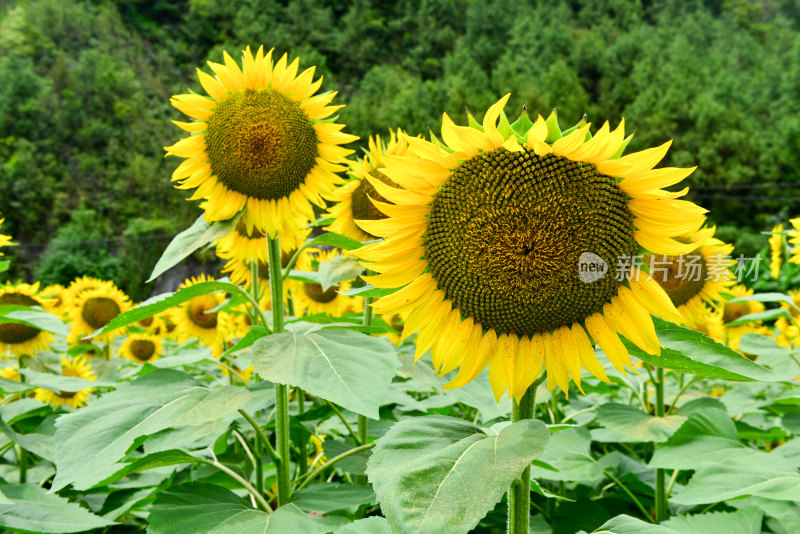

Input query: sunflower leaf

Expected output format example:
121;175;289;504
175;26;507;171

51;369;252;491
589;514;679;534
333;517;391;534
338;284;399;298
367;415;548;534
625;317;788;381
147;483;327;534
0;484;115;533
725;308;792;326
317;254;365;291
0;305;68;337
250;329;397;419
148;214;238;282
89;279;243;338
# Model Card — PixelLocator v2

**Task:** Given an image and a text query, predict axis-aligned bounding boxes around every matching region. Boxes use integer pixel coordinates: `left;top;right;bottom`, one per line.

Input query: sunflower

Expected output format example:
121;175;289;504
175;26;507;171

165;46;357;243
0;283;53;356
173;274;227;346
0;214;12;255
705;285;768;350
135;313;163;333
770;224;784;279
33;356;96;409
646;225;735;329
120;334;164;364
64;276;104;303
0;367;20;382
324;129;413;241
68;280;131;344
153;309;179;339
40;284;68;319
353;95;704;399
291;248;363;317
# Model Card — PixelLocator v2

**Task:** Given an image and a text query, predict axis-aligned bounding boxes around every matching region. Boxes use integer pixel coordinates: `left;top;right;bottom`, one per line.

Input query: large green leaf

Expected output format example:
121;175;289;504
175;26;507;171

626;317;787;381
91;280;243;337
317;254;365;291
0;306;68;337
671;452;800;505
589;515;678;533
334;517;391;534
649;407;745;469
147;483;327;534
18;368;115;390
251;329;397;419
531;427;617;483
0;483;114;533
662;507;763;534
52;369;251;491
95;449;206;487
148;214;237;282
592;403;685;443
292;482;375;514
366;415;548;534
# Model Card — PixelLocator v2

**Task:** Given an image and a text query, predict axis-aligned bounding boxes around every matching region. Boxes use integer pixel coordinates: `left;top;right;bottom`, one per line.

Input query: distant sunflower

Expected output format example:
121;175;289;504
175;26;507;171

706;286;768;350
789;218;800;264
0;367;20;382
34;356;96;409
165;46;357;242
354;95;704;399
646;225;735;329
0;283;53;356
324;129;413;241
68;281;131;344
0;214;12;255
291;249;363;317
120;334;163;364
40;284;68;319
174;274;226;346
770;224;784;279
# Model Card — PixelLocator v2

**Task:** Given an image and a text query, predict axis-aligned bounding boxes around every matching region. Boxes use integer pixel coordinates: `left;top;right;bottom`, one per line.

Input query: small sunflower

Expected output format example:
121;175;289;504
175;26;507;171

165;46;358;243
0;283;53;356
0;367;20;382
0;214;12;255
153;309;179;339
646;225;735;329
68;280;131;344
324;129;413;241
770;224;784;279
34;356;96;409
291;249;363;317
789;218;800;264
173;274;227;346
354;95;704;399
120;334;164;364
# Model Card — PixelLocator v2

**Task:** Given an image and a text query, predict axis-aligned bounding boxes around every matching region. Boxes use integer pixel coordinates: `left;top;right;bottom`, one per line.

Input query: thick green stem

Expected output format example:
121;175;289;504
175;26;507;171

267;235;291;506
355;292;373;485
654;367;667;522
507;385;536;534
17;446;26;484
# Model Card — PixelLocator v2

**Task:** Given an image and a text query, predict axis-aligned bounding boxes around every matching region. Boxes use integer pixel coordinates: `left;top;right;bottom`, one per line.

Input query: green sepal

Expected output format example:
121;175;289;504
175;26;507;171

496;110;514;140
510;109;534;140
544;110;561;143
612;133;635;159
466;109;483;131
561;115;589;139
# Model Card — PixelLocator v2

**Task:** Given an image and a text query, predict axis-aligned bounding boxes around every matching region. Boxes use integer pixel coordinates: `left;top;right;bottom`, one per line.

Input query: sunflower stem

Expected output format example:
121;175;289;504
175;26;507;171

356;289;374;486
654;366;667;522
507;384;536;534
16;445;26;484
267;235;291;506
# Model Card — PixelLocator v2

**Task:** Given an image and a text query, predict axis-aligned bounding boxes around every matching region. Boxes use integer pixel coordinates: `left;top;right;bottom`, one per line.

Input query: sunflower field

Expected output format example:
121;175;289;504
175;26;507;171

3;1;800;534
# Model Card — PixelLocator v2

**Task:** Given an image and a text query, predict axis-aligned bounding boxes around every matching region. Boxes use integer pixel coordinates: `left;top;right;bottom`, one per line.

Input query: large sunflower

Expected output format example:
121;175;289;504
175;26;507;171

173;274;227;346
68;280;131;344
165;46;357;243
0;283;53;356
34;356;96;409
120;333;164;364
291;248;363;317
353;95;704;399
323;129;413;241
646;225;735;329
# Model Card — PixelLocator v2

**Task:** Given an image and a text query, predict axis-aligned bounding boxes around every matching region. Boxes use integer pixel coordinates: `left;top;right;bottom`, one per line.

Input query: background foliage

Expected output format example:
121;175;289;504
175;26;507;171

2;0;800;291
